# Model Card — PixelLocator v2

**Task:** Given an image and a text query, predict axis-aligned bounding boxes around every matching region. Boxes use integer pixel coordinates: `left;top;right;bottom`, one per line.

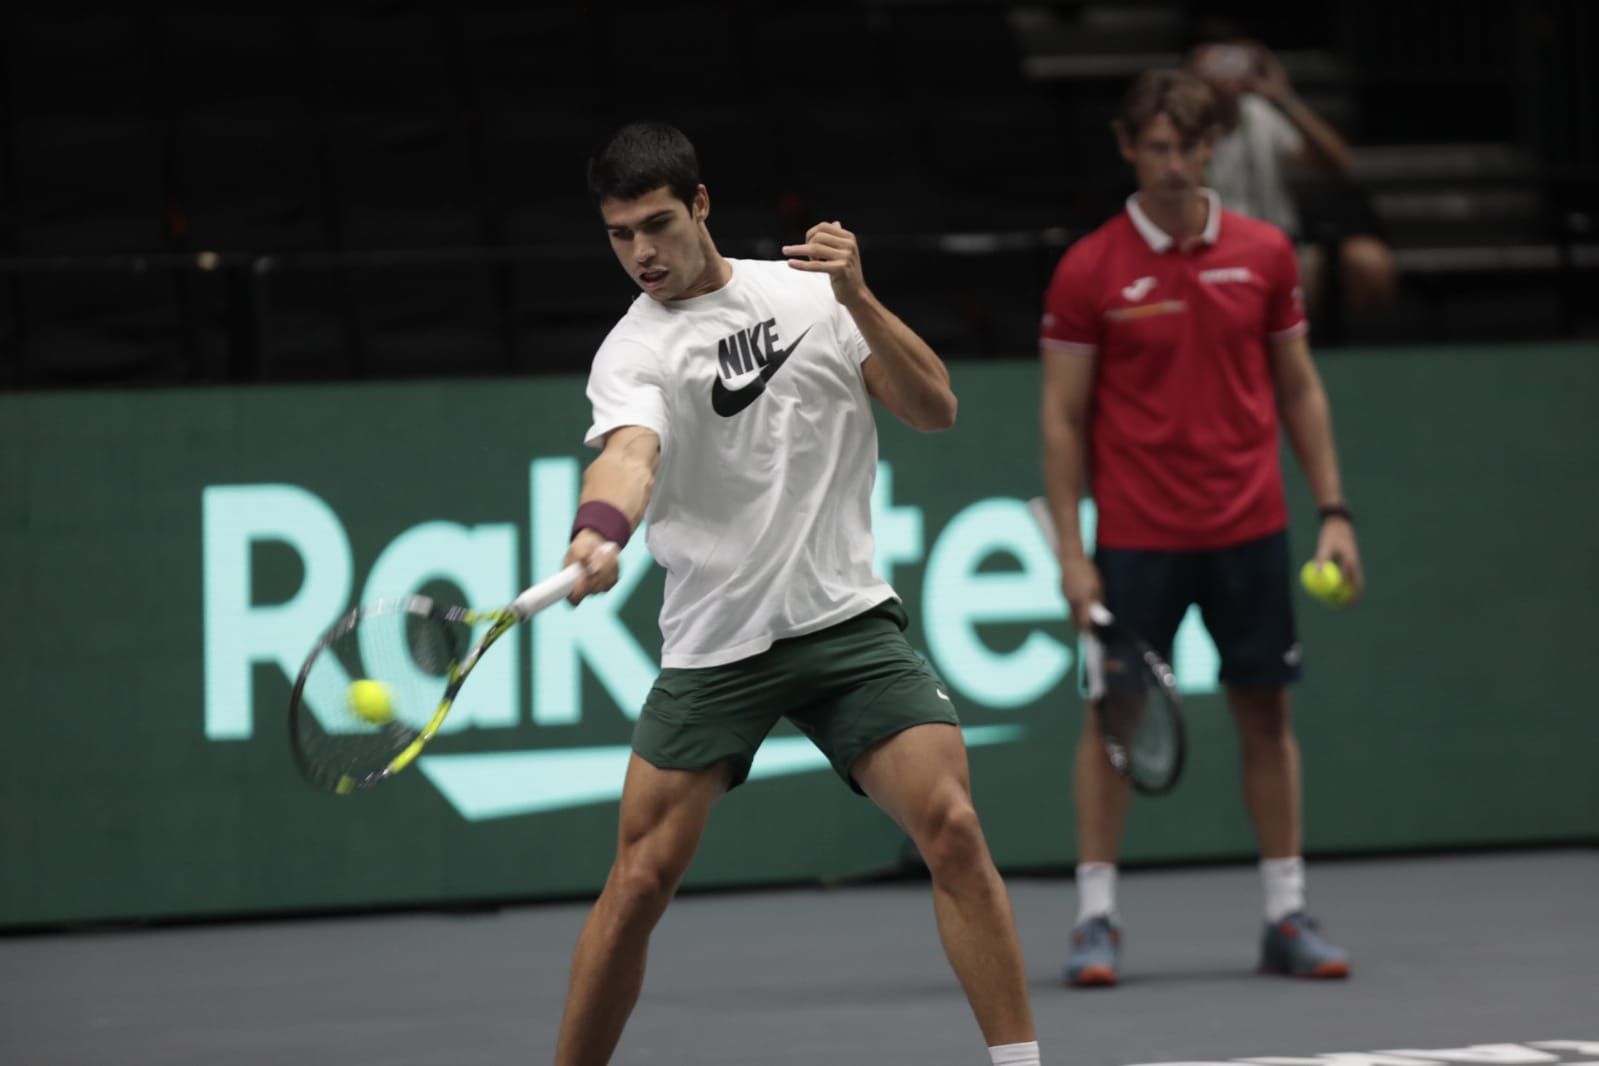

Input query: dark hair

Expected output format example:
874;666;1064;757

587;122;701;207
1115;68;1219;144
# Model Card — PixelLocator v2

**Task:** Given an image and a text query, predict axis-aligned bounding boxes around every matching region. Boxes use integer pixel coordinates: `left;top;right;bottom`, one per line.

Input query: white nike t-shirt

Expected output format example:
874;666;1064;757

584;258;895;669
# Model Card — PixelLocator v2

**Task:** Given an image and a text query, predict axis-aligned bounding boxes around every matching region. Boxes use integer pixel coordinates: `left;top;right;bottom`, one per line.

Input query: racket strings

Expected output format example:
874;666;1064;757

1126;685;1178;778
1098;641;1182;790
292;608;464;789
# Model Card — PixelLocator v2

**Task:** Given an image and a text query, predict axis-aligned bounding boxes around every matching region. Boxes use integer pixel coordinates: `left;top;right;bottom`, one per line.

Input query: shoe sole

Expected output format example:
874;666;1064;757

1259;960;1351;979
1068;964;1118;987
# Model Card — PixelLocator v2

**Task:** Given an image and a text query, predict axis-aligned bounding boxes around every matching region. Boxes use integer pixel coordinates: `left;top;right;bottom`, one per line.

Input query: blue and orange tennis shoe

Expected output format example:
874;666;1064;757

1064;914;1121;987
1260;911;1351;978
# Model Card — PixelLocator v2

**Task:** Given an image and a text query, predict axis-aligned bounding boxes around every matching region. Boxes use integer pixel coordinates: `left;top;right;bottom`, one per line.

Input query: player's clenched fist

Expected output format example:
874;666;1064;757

783;221;868;307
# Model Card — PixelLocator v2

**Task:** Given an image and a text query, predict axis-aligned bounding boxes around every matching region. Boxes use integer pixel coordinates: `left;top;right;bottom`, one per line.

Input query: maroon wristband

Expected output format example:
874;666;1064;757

570;500;632;549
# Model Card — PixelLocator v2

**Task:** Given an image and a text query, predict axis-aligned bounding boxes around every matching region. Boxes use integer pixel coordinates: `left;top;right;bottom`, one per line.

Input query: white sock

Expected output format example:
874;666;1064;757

1075;862;1117;924
1260;856;1306;922
990;1040;1041;1066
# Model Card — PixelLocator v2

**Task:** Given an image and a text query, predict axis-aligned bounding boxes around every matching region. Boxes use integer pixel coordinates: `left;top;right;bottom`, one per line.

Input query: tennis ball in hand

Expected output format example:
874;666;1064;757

1299;560;1353;607
346;679;395;724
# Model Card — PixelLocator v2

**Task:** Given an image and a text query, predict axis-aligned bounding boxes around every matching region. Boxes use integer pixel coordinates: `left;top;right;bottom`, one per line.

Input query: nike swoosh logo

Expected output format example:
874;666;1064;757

711;325;812;417
417;724;1024;822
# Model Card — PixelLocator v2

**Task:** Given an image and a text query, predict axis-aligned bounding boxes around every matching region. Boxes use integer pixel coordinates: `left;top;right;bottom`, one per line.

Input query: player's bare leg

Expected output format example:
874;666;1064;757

1227;684;1301;858
1074;708;1134;862
854;723;1036;1047
1230;683;1349;975
554;755;728;1066
1064;707;1132;984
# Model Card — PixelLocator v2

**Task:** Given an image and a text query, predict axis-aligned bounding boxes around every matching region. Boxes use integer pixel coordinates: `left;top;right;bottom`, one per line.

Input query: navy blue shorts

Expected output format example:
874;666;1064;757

1096;529;1302;687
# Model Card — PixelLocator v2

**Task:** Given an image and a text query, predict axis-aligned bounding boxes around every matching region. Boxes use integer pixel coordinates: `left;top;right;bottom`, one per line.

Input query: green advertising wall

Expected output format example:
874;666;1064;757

2;343;1596;928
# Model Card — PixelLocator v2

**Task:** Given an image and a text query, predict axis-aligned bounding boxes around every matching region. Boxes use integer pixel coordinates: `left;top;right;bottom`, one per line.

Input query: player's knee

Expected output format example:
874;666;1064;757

915;795;990;880
609;846;689;916
1232;695;1292;742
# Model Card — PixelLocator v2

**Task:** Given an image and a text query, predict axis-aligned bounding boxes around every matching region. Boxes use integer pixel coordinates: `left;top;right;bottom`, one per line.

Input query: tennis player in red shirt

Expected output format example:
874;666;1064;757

1039;69;1365;986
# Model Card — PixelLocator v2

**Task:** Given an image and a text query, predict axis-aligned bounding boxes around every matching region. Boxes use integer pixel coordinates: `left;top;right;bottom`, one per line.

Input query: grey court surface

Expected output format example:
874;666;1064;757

2;850;1595;1065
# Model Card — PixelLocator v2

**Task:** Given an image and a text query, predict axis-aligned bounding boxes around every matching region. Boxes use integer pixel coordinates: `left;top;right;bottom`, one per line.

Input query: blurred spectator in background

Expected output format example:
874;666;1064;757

1190;33;1399;317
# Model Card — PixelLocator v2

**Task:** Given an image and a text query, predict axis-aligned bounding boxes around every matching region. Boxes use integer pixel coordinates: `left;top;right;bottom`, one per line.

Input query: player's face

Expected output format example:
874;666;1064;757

1120;112;1213;200
600;185;712;302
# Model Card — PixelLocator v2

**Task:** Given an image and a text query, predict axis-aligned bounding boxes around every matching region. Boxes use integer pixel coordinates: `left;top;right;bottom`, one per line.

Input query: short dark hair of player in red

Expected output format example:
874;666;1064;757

1114;68;1220;145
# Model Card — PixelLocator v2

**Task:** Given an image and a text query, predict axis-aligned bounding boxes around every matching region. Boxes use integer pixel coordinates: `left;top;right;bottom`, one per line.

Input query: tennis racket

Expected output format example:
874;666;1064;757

288;549;611;795
1027;497;1187;794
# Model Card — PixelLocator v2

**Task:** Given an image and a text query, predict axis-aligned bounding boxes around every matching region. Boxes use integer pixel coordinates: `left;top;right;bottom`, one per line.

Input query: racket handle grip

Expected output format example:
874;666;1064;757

510;544;618;619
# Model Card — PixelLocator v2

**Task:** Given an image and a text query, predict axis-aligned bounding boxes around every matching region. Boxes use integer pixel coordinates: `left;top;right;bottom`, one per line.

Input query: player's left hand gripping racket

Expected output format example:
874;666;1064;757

289;548;613;794
1028;498;1187;794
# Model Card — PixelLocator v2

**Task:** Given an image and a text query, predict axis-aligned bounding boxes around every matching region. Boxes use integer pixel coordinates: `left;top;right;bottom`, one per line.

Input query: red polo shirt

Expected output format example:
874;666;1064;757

1041;191;1307;551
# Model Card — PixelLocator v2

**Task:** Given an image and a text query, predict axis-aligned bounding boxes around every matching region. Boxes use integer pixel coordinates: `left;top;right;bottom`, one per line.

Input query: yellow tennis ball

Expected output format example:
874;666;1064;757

1299;560;1352;607
346;679;395;724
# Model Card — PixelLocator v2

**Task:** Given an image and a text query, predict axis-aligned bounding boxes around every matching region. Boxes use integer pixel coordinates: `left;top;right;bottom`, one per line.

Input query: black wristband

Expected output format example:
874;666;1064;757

1318;503;1355;525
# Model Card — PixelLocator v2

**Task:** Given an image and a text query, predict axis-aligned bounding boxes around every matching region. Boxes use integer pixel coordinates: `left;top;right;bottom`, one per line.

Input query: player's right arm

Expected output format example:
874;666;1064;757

1038;245;1105;632
566;425;660;604
571;331;670;604
1041;347;1102;631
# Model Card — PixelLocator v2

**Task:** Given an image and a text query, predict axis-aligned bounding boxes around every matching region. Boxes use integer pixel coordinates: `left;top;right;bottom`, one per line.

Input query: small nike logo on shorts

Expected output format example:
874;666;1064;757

936;689;952;701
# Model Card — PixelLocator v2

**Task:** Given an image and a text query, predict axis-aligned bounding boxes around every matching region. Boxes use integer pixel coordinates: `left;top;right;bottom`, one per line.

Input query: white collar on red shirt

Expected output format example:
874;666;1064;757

1125;188;1222;252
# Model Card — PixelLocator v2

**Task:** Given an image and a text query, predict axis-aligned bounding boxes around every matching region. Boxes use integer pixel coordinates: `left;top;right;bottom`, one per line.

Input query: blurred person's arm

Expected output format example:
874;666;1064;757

1039;245;1107;631
1040;346;1103;630
1269;333;1364;599
1249;44;1354;178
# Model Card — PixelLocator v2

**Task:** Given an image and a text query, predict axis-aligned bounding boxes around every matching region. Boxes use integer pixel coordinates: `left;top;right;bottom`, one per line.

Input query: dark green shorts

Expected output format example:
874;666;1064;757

634;600;960;794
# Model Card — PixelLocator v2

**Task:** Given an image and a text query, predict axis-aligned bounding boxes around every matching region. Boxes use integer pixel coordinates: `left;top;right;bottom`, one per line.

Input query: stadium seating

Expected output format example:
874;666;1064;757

0;4;1592;385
